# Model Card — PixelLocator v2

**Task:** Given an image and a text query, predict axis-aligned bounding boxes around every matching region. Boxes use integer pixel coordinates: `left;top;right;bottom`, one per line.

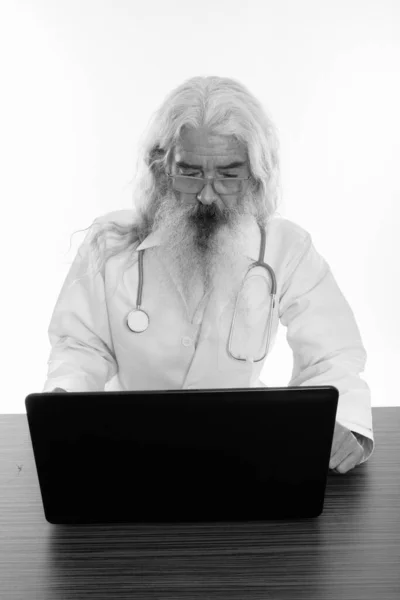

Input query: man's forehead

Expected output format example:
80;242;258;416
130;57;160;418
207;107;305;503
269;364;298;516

175;128;246;157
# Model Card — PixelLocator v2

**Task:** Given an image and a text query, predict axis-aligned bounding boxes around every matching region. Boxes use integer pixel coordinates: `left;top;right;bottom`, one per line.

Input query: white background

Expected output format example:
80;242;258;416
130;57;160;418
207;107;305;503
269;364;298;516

1;0;399;412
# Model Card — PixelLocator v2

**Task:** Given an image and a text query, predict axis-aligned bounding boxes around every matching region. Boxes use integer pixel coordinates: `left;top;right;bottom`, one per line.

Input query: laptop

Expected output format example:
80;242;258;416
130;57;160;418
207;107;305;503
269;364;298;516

25;386;338;524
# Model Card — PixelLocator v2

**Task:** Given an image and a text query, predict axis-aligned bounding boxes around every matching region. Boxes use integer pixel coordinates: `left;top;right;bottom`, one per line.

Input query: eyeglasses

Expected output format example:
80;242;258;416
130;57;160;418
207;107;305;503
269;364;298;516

166;173;251;195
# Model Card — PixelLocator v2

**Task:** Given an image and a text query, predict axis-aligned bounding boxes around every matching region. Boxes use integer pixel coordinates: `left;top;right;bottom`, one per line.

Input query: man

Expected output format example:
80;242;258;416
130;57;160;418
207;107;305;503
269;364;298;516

45;75;374;475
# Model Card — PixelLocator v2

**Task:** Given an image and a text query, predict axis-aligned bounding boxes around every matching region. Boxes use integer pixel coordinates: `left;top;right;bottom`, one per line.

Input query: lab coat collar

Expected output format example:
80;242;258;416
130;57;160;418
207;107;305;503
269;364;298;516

135;217;262;262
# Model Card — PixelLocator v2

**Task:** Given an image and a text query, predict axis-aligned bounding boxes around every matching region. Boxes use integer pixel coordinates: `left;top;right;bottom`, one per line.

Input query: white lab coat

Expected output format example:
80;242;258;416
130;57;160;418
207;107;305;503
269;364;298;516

43;209;374;464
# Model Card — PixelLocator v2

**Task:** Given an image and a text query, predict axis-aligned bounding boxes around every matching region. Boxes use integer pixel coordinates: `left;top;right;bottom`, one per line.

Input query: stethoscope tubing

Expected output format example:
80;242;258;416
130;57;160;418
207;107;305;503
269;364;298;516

227;224;276;363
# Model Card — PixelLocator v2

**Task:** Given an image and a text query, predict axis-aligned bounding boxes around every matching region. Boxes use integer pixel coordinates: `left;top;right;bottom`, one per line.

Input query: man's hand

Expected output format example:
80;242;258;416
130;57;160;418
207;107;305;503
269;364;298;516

329;421;364;474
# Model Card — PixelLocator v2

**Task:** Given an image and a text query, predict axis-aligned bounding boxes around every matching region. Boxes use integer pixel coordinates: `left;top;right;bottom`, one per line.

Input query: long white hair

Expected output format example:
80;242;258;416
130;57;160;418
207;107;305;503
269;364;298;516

70;75;282;279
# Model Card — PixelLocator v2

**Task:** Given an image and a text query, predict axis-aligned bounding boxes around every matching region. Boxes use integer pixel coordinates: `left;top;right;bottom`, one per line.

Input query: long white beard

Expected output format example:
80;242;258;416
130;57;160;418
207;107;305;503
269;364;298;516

152;189;258;319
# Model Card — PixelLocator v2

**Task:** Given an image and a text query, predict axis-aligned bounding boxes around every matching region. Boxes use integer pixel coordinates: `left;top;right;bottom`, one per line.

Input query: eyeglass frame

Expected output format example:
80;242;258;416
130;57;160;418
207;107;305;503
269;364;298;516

165;172;252;195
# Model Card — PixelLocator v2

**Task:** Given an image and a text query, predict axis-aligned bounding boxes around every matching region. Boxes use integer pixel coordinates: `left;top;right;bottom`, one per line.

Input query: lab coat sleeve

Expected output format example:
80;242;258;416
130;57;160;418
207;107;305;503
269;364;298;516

279;233;374;465
42;219;118;392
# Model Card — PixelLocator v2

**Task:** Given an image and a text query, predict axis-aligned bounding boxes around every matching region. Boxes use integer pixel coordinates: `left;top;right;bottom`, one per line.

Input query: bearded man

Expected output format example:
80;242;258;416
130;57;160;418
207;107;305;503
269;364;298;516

44;75;374;474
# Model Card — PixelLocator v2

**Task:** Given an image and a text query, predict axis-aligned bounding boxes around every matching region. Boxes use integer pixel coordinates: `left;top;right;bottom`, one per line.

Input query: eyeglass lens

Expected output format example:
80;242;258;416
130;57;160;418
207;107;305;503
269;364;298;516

173;176;242;194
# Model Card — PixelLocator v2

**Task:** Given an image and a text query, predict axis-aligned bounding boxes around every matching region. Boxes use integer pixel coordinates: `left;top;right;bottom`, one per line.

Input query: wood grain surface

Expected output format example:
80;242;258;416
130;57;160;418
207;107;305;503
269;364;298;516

0;407;399;600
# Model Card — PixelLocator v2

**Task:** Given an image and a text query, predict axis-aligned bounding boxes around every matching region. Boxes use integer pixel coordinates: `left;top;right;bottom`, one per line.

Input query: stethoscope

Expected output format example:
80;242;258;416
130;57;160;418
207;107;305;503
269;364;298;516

126;223;277;363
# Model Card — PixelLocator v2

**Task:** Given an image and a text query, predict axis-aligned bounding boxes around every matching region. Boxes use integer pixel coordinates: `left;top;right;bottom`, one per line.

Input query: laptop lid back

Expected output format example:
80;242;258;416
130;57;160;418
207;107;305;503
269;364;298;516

25;386;339;524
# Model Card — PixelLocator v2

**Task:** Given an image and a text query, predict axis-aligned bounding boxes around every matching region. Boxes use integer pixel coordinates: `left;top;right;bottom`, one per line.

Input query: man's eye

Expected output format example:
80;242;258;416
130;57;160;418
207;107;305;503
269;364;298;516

178;170;197;177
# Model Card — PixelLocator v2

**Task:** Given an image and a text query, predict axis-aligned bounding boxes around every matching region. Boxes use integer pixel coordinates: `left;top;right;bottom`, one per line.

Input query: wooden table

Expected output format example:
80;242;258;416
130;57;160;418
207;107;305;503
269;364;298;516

1;408;399;599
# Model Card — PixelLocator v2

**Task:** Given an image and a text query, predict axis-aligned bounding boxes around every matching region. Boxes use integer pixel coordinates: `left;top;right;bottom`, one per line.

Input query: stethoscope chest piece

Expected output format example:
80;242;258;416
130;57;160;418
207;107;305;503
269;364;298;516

127;308;150;333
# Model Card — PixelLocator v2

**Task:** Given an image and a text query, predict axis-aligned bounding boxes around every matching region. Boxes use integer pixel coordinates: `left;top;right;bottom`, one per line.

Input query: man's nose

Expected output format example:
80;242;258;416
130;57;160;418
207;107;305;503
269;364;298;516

197;180;219;205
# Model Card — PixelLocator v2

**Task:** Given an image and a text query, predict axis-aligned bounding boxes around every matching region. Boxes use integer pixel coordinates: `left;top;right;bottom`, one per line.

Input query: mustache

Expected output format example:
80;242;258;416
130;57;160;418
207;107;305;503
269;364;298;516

153;188;256;236
194;205;218;222
191;203;231;226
